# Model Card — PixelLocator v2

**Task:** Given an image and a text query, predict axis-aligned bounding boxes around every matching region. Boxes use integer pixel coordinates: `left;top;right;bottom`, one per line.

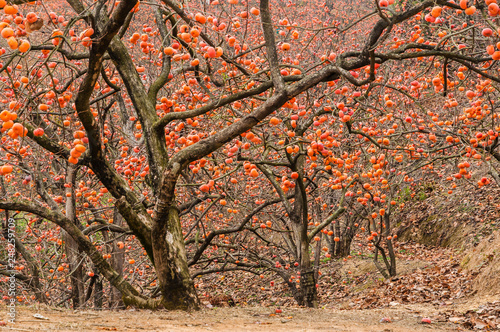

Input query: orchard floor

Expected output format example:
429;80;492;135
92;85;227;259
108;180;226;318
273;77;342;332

0;302;474;332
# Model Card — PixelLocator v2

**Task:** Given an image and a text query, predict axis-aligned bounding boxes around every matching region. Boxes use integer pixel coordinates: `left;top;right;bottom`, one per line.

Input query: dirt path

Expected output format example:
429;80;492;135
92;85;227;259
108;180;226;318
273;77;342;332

0;303;465;331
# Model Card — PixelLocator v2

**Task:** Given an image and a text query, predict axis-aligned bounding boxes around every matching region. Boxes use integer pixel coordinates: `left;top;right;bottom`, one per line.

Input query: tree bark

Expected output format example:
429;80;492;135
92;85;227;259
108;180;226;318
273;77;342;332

110;208;125;309
152;203;199;310
384;213;397;277
64;165;85;308
289;153;318;308
328;218;355;258
289;204;318;308
298;224;318;308
94;276;103;309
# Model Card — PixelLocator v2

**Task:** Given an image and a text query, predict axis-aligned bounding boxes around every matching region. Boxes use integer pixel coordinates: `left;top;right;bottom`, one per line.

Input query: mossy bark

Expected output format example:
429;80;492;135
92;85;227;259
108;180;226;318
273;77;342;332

151;205;200;310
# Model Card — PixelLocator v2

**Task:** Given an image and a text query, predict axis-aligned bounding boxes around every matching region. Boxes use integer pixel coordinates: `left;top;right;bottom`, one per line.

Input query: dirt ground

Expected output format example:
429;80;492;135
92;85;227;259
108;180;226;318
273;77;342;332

0;302;473;332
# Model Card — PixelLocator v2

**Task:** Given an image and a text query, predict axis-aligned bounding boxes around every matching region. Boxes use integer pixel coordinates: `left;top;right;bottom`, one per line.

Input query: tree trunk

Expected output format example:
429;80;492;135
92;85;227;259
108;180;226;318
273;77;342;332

291;221;318;308
64;166;85;308
372;213;396;279
313;233;322;281
64;234;85;308
384;213;397;277
94;276;103;309
110;208;125;309
152;205;199;310
373;246;390;279
299;232;318;308
329;222;354;258
289;152;317;308
299;267;317;308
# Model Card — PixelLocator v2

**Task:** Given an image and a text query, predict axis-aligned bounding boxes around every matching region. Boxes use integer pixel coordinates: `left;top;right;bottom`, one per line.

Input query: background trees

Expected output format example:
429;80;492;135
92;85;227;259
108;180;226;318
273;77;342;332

0;0;499;310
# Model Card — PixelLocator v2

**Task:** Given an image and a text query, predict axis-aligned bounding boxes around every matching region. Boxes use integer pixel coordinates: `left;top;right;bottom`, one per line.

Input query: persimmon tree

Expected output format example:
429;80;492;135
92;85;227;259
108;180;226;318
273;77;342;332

0;0;499;311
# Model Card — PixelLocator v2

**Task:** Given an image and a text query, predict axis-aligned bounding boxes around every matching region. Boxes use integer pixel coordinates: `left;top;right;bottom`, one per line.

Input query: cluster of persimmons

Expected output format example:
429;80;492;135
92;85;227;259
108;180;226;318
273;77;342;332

0;0;498;307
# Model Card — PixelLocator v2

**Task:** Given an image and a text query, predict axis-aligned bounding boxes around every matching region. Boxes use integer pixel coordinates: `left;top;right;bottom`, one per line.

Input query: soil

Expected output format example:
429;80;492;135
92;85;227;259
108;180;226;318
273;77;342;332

462;230;500;299
0;302;471;331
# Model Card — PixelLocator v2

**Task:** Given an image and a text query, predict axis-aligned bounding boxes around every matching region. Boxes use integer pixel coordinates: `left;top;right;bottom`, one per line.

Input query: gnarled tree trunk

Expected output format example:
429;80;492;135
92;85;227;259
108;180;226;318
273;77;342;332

152;203;199;310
